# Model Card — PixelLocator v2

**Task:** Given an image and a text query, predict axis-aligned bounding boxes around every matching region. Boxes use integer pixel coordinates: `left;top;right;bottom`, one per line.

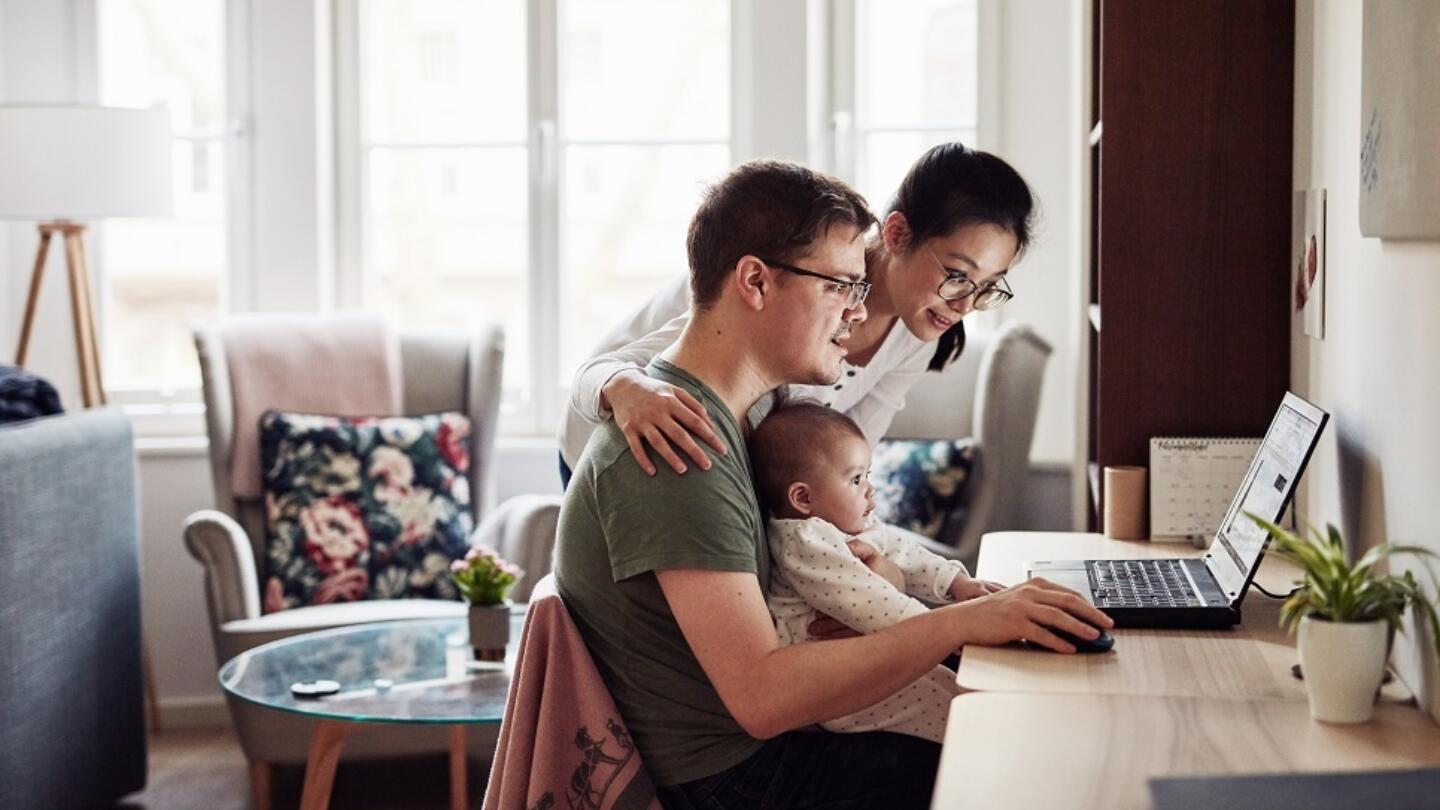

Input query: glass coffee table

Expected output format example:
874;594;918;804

220;614;522;810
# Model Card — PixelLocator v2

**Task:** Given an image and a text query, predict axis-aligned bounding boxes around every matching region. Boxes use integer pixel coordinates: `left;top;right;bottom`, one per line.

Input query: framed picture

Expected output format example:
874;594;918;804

1293;189;1325;340
1359;0;1440;238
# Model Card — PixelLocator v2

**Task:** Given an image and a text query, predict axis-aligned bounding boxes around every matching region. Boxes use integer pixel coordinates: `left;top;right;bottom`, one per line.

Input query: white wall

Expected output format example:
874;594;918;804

1292;0;1440;719
992;0;1084;472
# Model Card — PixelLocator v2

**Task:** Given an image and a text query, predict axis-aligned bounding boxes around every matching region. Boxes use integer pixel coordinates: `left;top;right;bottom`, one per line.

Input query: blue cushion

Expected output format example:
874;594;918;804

259;410;473;612
871;438;978;540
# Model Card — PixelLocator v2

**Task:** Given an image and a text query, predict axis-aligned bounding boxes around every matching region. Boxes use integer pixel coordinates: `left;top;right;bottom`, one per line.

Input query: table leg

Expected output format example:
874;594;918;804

449;725;467;810
248;760;272;810
299;720;350;810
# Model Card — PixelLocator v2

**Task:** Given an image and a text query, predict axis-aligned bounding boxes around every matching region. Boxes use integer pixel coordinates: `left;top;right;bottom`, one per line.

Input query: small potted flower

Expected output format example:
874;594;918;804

451;547;523;661
1249;514;1440;723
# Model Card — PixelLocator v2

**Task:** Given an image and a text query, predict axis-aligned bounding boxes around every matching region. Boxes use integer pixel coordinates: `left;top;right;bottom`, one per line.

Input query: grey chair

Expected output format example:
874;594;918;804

182;320;504;806
0;408;146;810
884;321;1054;568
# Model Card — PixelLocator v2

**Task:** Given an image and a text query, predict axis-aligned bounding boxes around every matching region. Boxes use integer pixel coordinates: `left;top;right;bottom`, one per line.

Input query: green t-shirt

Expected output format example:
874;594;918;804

553;358;770;786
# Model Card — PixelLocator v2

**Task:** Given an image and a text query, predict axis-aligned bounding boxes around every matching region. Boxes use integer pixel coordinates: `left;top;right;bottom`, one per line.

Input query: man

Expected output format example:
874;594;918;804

554;160;1110;808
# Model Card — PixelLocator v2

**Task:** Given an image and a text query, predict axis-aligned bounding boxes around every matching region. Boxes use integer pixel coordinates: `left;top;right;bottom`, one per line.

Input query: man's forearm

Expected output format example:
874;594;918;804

745;604;970;737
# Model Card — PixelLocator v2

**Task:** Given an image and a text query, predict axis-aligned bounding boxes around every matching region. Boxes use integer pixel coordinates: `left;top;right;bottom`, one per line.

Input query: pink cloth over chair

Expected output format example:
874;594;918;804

485;575;660;810
220;312;402;498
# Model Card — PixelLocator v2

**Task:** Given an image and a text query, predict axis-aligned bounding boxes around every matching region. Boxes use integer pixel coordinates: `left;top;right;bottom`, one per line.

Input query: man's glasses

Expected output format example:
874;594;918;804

761;259;871;310
930;251;1014;311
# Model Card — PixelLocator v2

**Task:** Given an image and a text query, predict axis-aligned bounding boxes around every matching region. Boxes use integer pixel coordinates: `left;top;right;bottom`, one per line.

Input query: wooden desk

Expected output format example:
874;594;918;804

932;692;1440;810
958;532;1409;703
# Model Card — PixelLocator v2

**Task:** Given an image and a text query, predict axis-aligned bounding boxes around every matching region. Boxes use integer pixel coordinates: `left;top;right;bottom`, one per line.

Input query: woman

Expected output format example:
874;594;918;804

558;142;1036;486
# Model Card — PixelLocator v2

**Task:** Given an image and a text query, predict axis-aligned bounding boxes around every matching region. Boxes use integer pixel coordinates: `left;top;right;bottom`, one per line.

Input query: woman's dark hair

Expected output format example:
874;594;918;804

883;142;1037;371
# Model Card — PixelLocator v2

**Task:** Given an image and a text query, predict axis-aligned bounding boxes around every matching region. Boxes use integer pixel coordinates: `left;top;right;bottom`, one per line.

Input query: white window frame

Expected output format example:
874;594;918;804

87;0;992;441
825;0;999;331
826;0;999;176
80;0;255;439
335;0;734;437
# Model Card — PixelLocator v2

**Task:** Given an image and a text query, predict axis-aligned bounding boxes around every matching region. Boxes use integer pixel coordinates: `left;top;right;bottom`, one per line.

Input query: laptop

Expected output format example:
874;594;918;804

1027;392;1330;629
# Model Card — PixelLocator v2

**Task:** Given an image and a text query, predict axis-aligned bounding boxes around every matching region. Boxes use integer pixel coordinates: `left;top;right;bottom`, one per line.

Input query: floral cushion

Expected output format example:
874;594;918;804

259;410;474;612
871;438;979;540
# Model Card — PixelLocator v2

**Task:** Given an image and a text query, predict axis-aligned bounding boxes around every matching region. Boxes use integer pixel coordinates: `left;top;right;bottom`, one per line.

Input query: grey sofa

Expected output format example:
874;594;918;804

0;407;146;810
182;323;504;806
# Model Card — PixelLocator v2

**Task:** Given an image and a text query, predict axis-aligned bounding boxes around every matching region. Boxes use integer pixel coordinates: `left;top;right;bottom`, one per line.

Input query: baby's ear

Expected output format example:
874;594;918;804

786;482;812;515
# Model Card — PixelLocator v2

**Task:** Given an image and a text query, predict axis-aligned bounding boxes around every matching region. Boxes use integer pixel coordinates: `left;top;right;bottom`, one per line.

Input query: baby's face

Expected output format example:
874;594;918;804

802;435;876;535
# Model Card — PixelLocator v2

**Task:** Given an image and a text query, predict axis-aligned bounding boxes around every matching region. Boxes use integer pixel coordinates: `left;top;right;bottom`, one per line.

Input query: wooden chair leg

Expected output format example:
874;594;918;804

449;725;467;810
248;759;272;810
299;720;351;810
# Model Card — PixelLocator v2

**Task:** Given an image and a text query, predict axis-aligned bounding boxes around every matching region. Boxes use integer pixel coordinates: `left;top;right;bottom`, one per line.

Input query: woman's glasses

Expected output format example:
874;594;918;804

931;251;1014;311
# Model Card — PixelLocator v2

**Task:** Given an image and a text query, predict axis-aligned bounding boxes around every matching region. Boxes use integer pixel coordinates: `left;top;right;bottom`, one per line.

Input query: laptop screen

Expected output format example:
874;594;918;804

1205;392;1329;600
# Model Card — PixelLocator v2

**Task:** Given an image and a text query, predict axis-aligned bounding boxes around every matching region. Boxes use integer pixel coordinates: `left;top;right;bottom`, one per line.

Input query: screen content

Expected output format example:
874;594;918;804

1216;403;1322;575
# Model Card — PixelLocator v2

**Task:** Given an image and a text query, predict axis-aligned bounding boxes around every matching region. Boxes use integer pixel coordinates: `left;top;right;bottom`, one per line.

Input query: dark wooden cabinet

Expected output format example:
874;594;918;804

1085;0;1296;526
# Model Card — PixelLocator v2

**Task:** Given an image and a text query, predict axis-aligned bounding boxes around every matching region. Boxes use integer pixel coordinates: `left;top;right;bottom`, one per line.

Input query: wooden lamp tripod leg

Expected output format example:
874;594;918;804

14;225;55;367
62;225;105;407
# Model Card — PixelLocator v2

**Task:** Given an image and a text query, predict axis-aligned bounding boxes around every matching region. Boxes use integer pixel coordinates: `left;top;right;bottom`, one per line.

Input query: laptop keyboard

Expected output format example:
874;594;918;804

1088;559;1202;608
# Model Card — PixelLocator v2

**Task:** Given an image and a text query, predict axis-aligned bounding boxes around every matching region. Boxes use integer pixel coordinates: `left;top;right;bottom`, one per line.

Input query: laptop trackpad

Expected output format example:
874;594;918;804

1025;561;1095;606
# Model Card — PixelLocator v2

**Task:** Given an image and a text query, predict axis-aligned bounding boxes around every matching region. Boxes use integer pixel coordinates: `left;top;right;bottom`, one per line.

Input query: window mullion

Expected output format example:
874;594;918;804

527;0;561;435
227;0;256;314
333;0;363;310
828;0;857;182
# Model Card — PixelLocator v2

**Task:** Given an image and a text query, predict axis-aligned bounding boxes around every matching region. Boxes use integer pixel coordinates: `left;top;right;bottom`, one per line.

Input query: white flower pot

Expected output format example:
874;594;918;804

468;602;511;662
1297;615;1389;724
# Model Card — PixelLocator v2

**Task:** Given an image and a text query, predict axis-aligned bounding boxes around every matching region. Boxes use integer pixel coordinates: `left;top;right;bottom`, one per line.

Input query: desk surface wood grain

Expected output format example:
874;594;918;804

932;692;1440;810
957;532;1411;703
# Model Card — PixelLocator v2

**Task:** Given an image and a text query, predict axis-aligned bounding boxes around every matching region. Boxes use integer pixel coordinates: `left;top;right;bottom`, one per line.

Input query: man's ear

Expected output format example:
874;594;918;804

882;211;912;253
732;255;769;311
786;482;813;515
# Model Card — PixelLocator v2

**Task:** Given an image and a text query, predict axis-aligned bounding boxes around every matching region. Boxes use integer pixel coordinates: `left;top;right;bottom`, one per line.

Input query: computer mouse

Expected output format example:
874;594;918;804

1046;625;1114;654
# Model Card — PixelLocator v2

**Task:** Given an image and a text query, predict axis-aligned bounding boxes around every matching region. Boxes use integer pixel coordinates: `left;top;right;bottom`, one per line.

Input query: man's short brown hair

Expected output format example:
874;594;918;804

686;160;876;310
749;398;867;515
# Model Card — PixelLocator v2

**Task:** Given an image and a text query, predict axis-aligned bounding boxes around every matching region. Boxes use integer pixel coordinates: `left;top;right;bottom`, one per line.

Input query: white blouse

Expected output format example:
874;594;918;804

559;275;935;469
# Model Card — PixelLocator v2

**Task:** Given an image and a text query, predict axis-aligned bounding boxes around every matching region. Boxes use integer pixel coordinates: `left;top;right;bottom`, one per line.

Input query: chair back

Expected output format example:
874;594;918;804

194;320;505;572
885;321;1053;560
486;575;660;810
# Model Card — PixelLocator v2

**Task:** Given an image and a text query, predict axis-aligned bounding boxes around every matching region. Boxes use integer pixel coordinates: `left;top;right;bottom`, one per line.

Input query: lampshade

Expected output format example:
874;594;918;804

0;104;173;221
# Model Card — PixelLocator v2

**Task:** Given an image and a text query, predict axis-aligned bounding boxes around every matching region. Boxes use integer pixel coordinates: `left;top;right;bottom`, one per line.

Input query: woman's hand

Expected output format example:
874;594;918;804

602;369;727;476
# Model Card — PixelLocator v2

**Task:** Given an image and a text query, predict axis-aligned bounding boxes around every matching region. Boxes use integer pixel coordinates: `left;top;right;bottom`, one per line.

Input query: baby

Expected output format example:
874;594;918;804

749;400;1003;744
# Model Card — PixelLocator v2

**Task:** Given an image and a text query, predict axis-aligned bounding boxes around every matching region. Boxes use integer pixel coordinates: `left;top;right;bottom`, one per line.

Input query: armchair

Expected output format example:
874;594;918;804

183;320;504;798
884;321;1053;568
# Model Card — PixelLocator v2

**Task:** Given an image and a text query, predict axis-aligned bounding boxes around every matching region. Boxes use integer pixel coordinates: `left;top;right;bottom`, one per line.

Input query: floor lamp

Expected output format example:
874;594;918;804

0;105;173;406
0;105;172;732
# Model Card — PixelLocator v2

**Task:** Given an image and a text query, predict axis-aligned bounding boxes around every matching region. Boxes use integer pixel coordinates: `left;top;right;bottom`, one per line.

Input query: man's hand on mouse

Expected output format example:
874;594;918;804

951;577;1114;654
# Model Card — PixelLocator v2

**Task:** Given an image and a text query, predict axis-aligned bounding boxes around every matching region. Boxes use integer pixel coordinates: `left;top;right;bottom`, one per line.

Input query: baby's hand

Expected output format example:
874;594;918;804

948;574;1005;602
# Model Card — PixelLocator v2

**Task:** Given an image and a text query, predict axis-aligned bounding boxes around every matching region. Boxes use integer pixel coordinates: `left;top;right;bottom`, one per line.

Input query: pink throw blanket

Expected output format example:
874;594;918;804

221;313;402;498
485;576;660;810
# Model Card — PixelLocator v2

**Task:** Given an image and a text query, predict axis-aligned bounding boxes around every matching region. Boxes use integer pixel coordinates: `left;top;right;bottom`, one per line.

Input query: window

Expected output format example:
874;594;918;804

834;0;981;206
96;0;236;398
347;0;729;434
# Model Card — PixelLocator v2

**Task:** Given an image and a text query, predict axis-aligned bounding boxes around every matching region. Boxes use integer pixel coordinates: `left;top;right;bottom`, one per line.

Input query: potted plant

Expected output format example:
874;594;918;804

1250;514;1440;723
451;547;523;661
